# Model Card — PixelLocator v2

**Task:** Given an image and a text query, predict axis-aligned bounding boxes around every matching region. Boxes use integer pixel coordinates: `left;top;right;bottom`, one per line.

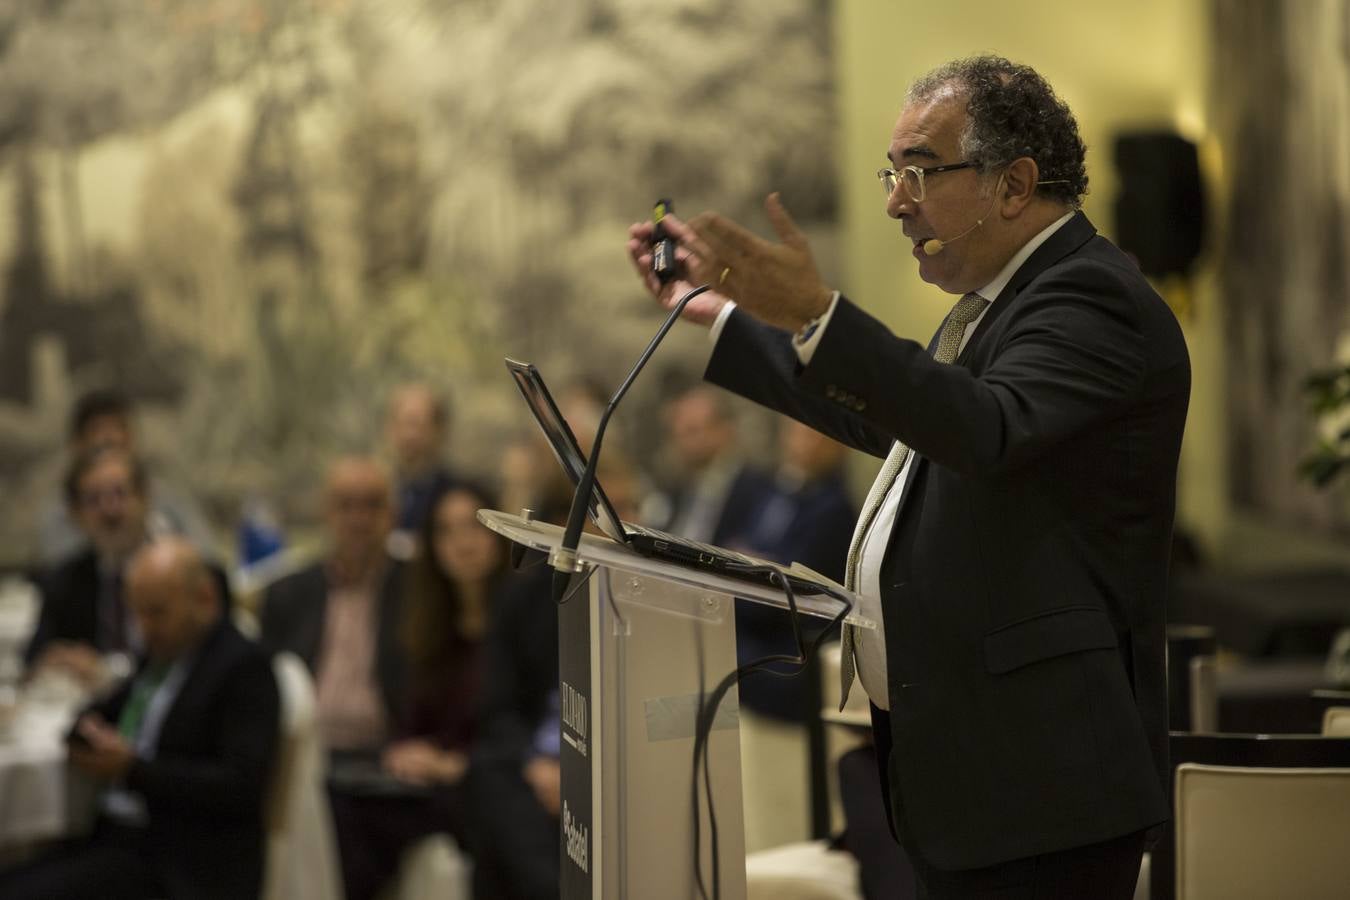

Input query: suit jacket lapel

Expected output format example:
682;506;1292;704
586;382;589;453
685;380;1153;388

898;214;1099;511
956;211;1099;366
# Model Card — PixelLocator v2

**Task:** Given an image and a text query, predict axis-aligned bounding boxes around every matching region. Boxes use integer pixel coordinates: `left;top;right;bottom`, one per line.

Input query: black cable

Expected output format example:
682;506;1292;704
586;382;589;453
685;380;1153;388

692;621;709;900
688;567;854;899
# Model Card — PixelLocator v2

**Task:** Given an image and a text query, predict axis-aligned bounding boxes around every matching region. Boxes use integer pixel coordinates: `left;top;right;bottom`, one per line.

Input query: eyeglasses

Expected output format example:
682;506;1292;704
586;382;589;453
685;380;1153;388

878;163;1071;204
76;485;133;509
876;161;977;203
331;493;390;512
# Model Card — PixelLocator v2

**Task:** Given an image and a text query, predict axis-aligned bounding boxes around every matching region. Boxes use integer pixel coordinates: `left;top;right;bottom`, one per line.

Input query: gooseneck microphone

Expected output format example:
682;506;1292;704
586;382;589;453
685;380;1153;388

550;282;713;604
921;176;1005;256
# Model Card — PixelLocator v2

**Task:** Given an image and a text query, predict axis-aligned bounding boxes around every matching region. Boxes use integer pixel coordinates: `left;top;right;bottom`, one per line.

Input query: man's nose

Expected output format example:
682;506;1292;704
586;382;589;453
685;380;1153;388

886;187;914;220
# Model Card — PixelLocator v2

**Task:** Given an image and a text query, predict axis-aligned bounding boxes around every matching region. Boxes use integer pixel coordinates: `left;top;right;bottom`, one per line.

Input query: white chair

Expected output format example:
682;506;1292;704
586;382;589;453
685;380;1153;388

1188;655;1218;733
1174;763;1350;900
1322;706;1350;736
392;833;473;900
265;652;344;900
745;841;860;900
744;642;865;900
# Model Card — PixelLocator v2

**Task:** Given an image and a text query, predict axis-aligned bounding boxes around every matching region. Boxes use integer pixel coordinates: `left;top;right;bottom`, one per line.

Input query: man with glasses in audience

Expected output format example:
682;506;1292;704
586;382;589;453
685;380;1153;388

260;457;407;757
25;448;154;687
627;56;1190;899
35;389;214;566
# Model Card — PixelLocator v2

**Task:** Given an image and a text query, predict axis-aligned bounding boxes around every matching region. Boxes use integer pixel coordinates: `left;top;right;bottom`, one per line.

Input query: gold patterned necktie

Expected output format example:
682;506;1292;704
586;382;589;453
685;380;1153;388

837;291;990;710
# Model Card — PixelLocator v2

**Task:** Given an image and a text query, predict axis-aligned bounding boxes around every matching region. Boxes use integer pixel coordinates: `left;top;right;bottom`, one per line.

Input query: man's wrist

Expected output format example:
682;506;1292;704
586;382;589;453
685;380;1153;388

792;291;840;365
708;300;738;344
793;288;836;334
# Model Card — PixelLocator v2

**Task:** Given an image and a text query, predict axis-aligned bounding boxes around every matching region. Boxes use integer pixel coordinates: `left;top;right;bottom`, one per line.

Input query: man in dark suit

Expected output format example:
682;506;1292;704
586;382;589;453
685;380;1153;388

0;538;280;900
27;447;232;687
26;447;152;686
260;456;406;753
628;56;1189;898
659;382;777;548
384;383;461;558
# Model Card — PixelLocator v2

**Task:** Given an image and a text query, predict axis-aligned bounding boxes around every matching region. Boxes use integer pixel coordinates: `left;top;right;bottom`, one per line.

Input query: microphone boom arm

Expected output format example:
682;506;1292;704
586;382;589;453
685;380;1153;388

550;284;714;600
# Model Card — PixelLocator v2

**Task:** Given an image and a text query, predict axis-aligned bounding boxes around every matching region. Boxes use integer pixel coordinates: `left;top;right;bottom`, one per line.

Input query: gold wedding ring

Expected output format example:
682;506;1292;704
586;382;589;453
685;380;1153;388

719;266;732;286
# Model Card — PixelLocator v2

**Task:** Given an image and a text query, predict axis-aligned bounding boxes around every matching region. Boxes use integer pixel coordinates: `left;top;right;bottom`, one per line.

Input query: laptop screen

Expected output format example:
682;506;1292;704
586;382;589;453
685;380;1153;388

505;358;629;545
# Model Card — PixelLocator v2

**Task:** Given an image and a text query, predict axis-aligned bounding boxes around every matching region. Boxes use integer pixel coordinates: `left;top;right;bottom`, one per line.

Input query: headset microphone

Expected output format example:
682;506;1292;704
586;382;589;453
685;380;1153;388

921;176;1004;256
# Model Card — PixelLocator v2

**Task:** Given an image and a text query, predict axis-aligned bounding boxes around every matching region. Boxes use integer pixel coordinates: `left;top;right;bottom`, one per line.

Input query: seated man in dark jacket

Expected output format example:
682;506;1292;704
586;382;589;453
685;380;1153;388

0;538;280;900
26;447;153;686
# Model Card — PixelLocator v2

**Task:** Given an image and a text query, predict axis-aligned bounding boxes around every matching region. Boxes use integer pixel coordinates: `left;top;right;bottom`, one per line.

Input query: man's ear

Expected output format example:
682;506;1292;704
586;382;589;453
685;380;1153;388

1001;157;1040;217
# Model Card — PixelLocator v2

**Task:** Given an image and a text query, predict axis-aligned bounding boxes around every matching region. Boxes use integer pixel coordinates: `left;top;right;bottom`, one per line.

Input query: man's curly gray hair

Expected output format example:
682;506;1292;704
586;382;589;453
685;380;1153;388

908;56;1088;208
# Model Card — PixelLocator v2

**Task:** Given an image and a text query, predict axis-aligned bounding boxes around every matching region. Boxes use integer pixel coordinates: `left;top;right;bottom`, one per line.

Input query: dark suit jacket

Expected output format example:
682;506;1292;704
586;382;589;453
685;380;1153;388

706;212;1190;869
87;617;280;899
25;549;104;666
735;471;856;720
259;560;407;728
665;462;778;549
474;565;558;766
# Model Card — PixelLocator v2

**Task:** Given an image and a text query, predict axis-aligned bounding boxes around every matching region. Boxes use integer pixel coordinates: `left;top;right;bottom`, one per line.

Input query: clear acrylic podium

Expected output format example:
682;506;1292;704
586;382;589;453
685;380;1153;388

478;510;870;900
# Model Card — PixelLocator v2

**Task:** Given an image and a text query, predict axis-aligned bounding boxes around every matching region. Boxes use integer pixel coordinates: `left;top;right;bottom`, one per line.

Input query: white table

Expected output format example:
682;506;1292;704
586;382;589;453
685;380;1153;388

0;578;95;849
0;700;90;846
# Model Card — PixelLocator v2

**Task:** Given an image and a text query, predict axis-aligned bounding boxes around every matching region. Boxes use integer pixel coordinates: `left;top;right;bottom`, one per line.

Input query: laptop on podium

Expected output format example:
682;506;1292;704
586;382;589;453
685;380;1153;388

505;357;828;596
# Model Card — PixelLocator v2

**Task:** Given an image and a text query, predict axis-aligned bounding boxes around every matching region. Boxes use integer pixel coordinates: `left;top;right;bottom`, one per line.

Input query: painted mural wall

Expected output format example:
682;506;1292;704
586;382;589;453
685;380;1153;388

0;0;837;564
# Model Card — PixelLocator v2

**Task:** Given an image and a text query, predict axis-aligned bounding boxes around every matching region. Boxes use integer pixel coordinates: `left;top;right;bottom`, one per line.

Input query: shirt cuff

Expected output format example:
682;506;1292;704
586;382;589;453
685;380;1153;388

708;300;738;345
791;291;840;365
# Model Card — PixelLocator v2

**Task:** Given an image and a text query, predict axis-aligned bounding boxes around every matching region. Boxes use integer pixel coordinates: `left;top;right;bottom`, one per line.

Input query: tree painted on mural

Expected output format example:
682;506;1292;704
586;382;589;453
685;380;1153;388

0;0;836;560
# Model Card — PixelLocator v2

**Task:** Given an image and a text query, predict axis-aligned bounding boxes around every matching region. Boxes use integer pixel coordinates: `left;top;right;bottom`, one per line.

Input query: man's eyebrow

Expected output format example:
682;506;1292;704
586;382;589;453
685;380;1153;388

887;144;940;165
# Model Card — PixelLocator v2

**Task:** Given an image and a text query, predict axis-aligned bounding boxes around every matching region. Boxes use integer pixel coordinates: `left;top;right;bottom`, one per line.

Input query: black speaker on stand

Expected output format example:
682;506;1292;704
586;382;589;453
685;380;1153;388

1112;132;1206;279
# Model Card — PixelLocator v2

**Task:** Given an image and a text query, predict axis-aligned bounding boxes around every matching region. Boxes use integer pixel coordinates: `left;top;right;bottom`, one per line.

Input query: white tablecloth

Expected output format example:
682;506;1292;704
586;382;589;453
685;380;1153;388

0;701;88;846
0;577;95;847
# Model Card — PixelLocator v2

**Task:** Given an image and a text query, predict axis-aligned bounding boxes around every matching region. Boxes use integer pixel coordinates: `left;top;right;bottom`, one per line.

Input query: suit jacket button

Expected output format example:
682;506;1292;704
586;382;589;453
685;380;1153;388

826;385;838;399
856;399;867;412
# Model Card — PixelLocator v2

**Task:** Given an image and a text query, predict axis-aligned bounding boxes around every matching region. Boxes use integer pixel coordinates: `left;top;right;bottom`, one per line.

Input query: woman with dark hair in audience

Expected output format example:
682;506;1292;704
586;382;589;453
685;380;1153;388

328;479;508;900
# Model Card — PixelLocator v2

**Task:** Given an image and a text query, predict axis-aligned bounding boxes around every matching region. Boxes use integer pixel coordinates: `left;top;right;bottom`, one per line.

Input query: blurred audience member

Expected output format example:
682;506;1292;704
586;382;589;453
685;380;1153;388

327;481;510;900
743;420;856;581
735;419;858;849
385;383;459;557
37;389;214;566
260;457;405;754
498;434;556;520
470;559;560;900
660;384;775;546
0;538;280;900
25;448;152;687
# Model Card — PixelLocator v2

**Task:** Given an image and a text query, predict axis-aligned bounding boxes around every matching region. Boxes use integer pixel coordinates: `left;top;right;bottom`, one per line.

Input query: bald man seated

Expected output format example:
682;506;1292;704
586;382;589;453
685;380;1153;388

260;457;407;756
0;539;281;900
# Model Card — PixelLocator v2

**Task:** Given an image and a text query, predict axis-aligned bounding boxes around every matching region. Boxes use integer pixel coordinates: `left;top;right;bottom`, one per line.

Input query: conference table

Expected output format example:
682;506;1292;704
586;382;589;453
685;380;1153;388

0;578;95;855
0;690;93;848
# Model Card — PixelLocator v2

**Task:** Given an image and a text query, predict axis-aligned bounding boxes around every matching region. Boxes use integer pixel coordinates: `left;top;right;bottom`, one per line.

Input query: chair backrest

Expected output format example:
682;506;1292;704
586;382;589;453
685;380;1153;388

268;652;317;833
1322;705;1350;736
1166;624;1216;731
264;652;342;900
1187;655;1218;733
1151;732;1350;900
1175;763;1350;900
